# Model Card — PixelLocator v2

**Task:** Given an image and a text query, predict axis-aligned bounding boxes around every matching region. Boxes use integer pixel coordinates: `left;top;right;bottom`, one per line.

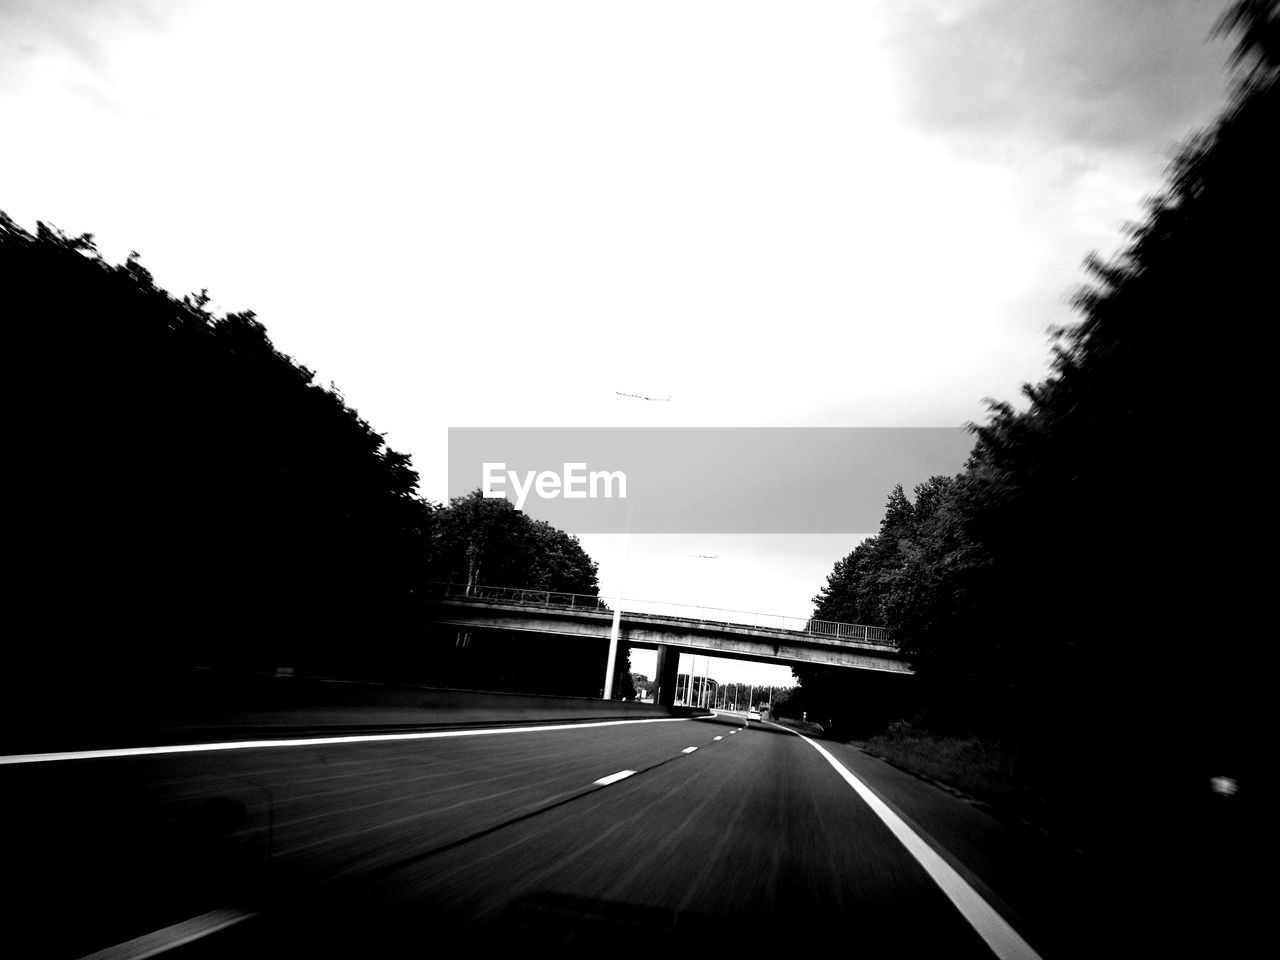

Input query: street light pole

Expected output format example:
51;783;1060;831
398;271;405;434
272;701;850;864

602;497;634;701
607;388;671;700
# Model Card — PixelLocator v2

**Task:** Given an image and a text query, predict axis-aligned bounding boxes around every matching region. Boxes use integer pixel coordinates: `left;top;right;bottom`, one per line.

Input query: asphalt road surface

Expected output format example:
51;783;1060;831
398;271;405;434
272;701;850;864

0;712;1207;958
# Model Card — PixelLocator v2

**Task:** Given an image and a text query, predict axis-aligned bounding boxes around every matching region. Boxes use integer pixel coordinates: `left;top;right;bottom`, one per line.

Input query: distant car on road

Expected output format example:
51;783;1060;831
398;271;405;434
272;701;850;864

748;708;761;720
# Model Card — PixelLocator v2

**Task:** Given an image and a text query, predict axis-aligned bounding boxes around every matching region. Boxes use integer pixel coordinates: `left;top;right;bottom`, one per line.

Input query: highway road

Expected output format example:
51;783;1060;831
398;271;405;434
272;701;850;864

0;711;1194;958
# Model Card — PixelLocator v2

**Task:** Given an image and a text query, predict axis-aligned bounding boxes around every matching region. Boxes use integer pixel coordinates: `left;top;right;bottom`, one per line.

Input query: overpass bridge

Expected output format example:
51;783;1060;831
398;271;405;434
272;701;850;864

425;583;911;707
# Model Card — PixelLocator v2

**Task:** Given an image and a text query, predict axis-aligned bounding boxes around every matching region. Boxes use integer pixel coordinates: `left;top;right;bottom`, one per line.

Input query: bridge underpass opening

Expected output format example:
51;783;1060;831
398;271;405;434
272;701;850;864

424;584;911;710
643;642;917;731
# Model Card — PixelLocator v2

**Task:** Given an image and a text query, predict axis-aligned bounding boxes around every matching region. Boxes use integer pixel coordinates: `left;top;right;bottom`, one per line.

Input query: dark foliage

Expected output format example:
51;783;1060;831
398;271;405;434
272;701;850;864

2;218;612;696
801;1;1274;840
3;216;433;675
429;491;600;595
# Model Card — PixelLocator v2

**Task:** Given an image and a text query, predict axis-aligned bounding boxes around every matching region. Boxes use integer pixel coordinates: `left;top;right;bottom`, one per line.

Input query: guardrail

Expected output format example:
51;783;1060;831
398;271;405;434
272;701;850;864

425;582;894;647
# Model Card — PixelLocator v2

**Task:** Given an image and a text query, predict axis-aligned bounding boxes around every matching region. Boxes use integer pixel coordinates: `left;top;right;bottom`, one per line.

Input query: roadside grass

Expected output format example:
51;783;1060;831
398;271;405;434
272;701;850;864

860;722;1047;819
768;716;826;737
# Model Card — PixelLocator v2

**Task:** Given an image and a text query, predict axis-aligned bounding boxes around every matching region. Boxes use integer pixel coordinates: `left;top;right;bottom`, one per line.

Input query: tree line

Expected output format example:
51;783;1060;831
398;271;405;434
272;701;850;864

796;0;1274;836
2;215;616;695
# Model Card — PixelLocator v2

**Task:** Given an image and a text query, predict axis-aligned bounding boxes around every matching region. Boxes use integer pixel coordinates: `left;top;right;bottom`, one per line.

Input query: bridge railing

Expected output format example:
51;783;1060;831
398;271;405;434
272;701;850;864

428;581;611;611
425;582;895;648
604;596;803;633
805;619;892;645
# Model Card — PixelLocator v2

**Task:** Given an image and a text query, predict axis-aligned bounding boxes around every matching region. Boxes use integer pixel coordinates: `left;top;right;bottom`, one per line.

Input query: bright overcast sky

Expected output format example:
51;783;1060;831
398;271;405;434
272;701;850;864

1;0;1235;685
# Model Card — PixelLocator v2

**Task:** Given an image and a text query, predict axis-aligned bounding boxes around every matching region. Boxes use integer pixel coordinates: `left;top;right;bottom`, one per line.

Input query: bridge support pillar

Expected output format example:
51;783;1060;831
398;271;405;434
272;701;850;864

654;644;680;707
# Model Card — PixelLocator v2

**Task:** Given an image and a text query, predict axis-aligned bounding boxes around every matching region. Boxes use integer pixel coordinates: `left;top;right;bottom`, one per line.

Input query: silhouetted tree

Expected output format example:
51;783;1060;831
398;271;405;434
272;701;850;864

802;1;1275;837
429;491;600;595
2;219;615;700
2;216;435;678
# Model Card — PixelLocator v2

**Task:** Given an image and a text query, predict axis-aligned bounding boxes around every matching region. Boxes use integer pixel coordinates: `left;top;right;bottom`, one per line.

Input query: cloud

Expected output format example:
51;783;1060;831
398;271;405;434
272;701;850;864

883;0;1235;156
0;0;173;91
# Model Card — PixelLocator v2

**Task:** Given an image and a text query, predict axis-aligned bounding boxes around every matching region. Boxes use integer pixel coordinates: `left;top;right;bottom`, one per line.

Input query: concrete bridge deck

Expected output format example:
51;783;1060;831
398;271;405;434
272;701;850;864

425;584;912;704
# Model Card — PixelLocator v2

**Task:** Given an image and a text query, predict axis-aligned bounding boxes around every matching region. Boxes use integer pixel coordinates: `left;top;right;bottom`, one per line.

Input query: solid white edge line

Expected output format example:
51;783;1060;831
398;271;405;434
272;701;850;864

773;723;1043;960
77;907;254;960
682;746;698;753
593;769;638;786
0;716;709;765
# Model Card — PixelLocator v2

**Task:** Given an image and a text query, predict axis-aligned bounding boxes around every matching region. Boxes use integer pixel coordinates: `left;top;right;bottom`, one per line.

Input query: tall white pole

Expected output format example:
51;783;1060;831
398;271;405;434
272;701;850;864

604;605;622;699
602;499;634;701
